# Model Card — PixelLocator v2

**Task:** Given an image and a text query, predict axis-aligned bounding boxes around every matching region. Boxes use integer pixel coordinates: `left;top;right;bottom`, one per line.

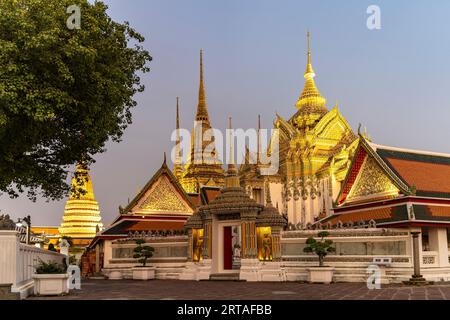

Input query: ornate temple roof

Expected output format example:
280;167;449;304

321;135;450;228
373;144;450;199
121;155;195;216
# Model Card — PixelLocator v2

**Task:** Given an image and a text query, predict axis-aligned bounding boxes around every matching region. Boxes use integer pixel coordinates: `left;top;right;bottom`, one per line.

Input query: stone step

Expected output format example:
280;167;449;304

0;293;20;300
0;284;19;300
209;273;241;281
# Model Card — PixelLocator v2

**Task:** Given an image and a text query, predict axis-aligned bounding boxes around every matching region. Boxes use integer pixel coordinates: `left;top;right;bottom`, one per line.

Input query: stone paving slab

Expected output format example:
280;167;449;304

27;279;450;300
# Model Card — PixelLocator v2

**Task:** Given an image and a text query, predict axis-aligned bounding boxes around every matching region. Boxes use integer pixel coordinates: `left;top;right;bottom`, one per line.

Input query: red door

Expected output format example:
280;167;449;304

223;226;232;270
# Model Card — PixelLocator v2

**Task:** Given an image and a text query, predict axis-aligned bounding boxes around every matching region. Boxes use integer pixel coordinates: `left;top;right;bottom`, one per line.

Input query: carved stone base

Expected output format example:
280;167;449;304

403;275;434;286
179;262;200;280
239;259;261;282
197;259;212;281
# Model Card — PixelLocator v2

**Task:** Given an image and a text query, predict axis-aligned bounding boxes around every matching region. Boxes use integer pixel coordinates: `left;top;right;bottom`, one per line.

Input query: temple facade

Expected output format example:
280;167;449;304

174;34;358;227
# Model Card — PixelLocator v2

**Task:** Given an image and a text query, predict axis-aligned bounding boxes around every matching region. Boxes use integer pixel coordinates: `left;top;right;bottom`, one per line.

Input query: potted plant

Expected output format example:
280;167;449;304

33;259;69;296
132;238;155;280
303;231;335;284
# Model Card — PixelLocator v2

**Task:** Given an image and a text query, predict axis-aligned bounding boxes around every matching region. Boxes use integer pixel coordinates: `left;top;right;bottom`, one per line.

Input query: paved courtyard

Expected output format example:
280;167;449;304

28;279;450;300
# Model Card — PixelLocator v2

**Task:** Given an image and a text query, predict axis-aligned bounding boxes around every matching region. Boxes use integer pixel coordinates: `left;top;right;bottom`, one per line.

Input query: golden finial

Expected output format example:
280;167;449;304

176;96;180;131
196;49;209;121
265;179;272;206
305;31;315;78
295;31;327;113
257;114;261;164
225;115;238;186
174;96;183;172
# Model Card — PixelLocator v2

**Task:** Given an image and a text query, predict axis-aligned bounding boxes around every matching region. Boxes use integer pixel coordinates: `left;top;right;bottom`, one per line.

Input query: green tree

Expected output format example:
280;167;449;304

303;231;335;267
133;238;154;267
0;0;151;201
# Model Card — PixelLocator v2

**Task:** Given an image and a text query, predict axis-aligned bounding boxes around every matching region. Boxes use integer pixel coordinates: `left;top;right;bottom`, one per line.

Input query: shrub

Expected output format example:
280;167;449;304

133;239;154;267
34;259;67;274
303;231;335;267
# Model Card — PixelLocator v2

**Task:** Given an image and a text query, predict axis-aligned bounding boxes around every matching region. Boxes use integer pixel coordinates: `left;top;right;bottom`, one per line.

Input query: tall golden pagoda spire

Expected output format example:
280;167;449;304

59;163;103;239
225;116;239;188
174;97;183;180
257;114;261;165
295;32;327;115
196;49;209;122
180;49;225;193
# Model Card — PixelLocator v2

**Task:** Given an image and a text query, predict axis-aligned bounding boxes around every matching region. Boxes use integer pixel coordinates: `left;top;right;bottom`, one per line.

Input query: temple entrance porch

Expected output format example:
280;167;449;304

211;220;241;277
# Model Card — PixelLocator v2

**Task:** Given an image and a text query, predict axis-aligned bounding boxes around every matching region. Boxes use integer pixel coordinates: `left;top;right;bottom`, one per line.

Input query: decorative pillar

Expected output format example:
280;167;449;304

202;220;212;260
406;231;429;285
186;229;193;261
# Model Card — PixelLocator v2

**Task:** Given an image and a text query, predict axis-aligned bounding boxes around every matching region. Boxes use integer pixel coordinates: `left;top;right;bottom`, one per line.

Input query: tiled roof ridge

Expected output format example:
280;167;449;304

369;142;450;159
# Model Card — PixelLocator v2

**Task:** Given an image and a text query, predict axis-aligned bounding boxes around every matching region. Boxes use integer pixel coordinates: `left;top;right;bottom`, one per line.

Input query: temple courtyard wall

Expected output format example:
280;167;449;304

99;227;450;284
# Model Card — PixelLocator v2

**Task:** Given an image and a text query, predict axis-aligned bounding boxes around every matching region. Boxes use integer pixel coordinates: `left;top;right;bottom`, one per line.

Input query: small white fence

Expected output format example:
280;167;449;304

0;230;65;299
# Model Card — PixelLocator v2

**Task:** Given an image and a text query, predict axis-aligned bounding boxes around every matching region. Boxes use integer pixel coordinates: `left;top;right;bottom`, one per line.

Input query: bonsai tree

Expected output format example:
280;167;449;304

34;258;67;274
303;231;335;267
133;239;154;267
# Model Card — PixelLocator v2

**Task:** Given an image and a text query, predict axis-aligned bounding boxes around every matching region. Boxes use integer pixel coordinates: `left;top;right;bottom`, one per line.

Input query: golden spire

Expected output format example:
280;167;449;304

60;163;103;239
196;49;209;122
305;31;315;77
225;116;239;188
295;32;327;114
174;97;183;179
257;114;261;165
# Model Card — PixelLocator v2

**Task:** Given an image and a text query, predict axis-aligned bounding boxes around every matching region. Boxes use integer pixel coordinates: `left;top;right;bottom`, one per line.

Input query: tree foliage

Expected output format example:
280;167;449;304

0;0;151;200
303;231;335;267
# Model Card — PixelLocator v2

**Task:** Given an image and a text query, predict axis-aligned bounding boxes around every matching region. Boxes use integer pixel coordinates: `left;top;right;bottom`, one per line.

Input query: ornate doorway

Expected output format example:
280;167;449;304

223;226;232;270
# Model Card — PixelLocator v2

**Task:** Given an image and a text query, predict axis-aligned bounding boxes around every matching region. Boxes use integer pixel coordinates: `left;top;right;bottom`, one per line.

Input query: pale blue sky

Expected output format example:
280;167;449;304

3;0;450;226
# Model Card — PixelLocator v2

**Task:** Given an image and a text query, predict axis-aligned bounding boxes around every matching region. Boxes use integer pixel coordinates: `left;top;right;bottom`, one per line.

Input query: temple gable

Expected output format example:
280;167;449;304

346;156;400;204
136;175;192;213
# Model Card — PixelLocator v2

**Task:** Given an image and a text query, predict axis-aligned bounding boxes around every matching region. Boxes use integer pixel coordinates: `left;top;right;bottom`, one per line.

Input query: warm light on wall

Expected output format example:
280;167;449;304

192;228;204;262
256;226;272;261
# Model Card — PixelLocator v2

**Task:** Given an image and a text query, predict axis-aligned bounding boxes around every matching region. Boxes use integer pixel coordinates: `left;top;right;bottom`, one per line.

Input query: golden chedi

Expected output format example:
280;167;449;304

59;163;103;239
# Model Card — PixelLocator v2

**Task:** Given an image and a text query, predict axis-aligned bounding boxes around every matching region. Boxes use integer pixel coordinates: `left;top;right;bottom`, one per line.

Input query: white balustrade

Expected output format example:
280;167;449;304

0;230;65;298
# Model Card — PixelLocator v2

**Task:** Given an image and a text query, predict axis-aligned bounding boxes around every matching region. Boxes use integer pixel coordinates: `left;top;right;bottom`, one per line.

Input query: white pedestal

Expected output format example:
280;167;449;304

33;274;69;296
307;267;335;284
132;267;155;280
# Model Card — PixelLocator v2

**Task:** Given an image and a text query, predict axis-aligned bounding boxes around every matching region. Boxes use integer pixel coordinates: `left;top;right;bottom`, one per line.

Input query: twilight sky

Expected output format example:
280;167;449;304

2;0;450;226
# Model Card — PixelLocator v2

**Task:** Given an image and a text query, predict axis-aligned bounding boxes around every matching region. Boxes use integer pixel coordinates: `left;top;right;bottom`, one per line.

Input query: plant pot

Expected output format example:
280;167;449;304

307;267;335;284
132;267;155;280
33;273;69;296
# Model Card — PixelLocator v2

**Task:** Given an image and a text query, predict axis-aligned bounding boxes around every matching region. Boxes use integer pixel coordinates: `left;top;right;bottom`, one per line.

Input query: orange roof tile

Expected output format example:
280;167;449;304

384;158;450;195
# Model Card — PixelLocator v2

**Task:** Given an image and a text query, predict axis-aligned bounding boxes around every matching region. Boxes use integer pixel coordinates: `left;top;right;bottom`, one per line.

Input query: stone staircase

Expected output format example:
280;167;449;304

0;284;20;300
209;273;242;281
